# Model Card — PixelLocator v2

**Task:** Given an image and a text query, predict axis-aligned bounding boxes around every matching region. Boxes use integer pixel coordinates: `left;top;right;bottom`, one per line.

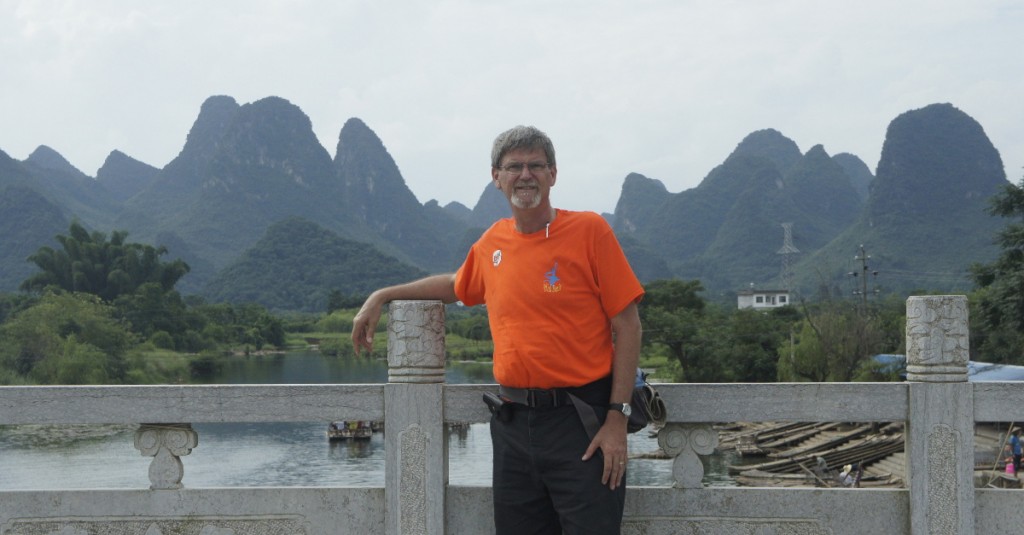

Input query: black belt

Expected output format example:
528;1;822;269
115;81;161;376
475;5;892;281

498;386;573;408
496;376;612;439
498;375;611;408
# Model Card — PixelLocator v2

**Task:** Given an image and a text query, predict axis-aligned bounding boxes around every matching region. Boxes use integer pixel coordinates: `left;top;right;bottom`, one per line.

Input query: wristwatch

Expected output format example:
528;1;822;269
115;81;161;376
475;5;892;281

608;402;632;417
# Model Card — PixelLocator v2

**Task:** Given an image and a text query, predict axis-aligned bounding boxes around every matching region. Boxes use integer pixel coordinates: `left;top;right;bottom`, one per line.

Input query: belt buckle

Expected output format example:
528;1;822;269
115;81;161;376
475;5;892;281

528;389;557;408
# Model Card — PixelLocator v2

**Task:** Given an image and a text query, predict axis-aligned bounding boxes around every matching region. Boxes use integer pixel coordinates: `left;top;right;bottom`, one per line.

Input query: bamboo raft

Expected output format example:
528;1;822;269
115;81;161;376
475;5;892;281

628;422;1022;488
718;422;906;487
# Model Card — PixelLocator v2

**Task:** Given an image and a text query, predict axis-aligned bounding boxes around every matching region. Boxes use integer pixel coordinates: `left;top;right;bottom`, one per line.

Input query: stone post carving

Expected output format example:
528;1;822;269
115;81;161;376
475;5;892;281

134;423;198;490
387;300;447;383
905;295;969;383
657;423;719;488
384;300;447;535
905;295;974;535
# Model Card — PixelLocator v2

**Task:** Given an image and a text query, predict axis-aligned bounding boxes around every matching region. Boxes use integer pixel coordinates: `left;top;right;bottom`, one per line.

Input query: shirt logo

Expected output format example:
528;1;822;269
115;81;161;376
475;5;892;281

492;249;502;267
543;262;562;293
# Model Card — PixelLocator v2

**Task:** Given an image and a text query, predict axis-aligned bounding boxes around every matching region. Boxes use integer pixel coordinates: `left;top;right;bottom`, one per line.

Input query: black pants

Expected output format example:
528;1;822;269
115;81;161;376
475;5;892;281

490;403;626;535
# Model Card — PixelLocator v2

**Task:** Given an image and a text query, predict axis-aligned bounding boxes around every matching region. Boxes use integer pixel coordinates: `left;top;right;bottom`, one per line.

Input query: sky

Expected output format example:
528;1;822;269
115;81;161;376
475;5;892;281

2;1;1022;214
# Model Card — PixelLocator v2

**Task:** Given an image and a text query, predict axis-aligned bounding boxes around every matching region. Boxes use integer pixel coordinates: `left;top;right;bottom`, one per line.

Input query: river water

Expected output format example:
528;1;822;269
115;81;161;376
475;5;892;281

0;351;737;490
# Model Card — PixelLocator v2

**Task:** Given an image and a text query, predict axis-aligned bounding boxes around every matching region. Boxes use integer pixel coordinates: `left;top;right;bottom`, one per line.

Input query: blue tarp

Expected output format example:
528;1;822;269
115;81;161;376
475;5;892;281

967;361;1024;382
872;354;1024;382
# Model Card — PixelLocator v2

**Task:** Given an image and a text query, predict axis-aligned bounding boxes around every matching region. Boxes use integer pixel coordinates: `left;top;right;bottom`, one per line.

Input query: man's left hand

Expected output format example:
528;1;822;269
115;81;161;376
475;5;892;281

582;410;629;489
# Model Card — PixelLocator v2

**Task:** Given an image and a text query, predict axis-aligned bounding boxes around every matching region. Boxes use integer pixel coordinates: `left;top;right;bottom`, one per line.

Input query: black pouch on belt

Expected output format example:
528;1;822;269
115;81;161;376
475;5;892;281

483;391;514;422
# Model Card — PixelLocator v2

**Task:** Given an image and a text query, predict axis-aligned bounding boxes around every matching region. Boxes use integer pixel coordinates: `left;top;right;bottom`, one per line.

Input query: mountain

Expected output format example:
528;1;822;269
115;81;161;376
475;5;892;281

0;185;69;291
468;184;512;229
793;103;1007;297
96;150;160;202
0;149;69;289
685;144;862;292
334;118;455;272
440;200;472;223
613;173;671;233
832;153;874;201
120;96;358;289
21;145;119;228
623;129;804;266
0;97;1011;310
614;129;864;294
204;218;427;312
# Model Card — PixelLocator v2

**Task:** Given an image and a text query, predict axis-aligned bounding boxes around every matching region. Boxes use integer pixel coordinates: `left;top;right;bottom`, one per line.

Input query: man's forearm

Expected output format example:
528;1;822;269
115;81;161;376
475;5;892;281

609;302;642;405
372;273;459;305
352;273;458;354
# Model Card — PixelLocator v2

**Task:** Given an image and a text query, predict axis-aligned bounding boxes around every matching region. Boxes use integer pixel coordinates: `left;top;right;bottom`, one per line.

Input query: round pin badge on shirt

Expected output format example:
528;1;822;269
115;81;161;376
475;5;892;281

492;250;502;267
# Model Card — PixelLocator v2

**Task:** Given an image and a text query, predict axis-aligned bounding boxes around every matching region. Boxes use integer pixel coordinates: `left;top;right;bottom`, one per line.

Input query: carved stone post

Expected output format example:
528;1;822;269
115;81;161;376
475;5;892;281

134;423;198;490
385;300;447;535
905;295;973;535
657;423;719;488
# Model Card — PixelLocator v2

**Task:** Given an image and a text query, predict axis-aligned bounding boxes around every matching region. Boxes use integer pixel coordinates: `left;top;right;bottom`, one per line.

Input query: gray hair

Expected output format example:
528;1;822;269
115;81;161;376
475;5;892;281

490;125;556;168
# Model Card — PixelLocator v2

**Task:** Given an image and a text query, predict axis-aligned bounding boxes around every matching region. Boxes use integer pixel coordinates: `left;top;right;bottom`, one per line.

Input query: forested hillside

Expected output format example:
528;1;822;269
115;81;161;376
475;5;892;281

204;218;426;312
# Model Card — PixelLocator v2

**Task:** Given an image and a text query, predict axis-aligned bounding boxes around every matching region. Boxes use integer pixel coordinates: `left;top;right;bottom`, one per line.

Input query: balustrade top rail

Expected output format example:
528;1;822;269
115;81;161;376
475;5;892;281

2;381;1013;426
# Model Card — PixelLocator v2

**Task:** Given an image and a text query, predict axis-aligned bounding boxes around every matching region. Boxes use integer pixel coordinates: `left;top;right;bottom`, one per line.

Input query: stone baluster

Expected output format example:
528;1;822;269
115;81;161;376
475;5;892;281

905;295;973;535
658;423;719;488
385;300;447;535
133;423;198;490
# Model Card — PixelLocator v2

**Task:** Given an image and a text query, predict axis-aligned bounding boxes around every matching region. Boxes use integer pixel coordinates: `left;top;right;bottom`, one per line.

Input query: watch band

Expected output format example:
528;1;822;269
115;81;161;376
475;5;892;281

608;402;632;417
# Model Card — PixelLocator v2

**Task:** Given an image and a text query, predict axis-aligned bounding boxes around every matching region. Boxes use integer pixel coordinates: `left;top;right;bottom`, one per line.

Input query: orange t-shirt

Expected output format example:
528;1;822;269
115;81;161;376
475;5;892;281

454;209;644;389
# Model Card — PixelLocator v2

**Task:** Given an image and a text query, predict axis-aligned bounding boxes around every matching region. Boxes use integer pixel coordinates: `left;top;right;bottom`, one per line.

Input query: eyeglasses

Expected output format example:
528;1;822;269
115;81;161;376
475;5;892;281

498;161;551;175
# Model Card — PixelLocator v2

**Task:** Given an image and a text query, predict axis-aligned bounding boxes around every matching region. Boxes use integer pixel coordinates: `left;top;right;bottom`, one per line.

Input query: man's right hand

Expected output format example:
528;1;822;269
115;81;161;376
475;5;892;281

351;293;384;355
350;274;459;356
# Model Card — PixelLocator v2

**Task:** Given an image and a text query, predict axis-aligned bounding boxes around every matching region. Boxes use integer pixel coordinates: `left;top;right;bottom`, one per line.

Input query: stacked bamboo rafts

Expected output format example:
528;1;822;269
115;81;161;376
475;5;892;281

716;422;906;487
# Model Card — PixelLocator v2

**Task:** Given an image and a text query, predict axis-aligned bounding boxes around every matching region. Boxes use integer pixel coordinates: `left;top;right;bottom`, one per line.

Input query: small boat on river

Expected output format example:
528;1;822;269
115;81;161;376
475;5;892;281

328;421;373;441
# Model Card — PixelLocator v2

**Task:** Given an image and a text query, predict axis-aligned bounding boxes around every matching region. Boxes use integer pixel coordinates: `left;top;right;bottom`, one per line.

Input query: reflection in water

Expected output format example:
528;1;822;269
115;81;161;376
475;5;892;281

0;352;730;489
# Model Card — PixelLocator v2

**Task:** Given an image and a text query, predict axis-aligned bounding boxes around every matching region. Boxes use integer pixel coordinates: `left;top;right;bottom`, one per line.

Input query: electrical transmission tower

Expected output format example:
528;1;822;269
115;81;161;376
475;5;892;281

776;223;800;290
849;244;879;314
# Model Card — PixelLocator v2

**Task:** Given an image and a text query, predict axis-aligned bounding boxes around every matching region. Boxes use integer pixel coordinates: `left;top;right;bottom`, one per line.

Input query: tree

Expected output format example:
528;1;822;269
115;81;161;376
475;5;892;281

971;176;1024;363
0;292;133;384
717;308;791;382
113;282;202;350
638;279;706;379
777;301;889;382
21;222;189;302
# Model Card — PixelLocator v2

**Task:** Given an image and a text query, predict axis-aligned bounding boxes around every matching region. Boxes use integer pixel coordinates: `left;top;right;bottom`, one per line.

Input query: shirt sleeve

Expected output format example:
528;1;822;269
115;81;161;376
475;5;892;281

594;220;644;318
454;243;485;306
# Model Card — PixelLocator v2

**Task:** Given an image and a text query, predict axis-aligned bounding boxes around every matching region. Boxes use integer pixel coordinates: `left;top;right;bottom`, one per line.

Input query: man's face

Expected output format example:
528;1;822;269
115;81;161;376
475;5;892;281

492;147;557;210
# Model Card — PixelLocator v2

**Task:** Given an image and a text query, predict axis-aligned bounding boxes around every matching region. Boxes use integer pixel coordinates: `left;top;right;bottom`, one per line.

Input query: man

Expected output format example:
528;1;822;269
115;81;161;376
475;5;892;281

352;125;643;534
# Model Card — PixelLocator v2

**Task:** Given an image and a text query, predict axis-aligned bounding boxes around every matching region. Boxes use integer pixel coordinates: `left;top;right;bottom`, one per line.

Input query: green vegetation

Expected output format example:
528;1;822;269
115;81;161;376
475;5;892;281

635;278;899;382
970;175;1024;363
21;222;189;302
0;223;286;385
0;292;131;384
204;218;427;312
777;296;905;382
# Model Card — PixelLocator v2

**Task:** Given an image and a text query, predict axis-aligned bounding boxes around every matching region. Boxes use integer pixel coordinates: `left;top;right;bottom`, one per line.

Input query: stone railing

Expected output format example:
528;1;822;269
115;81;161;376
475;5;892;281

1;295;1023;534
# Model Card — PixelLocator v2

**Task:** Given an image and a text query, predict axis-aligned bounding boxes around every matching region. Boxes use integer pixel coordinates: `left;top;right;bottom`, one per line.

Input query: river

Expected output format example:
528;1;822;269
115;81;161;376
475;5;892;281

0;351;738;489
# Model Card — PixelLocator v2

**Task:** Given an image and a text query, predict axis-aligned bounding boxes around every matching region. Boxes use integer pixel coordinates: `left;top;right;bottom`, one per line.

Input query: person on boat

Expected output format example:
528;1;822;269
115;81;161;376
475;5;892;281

1010;428;1022;473
839;464;859;487
352;125;643;534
